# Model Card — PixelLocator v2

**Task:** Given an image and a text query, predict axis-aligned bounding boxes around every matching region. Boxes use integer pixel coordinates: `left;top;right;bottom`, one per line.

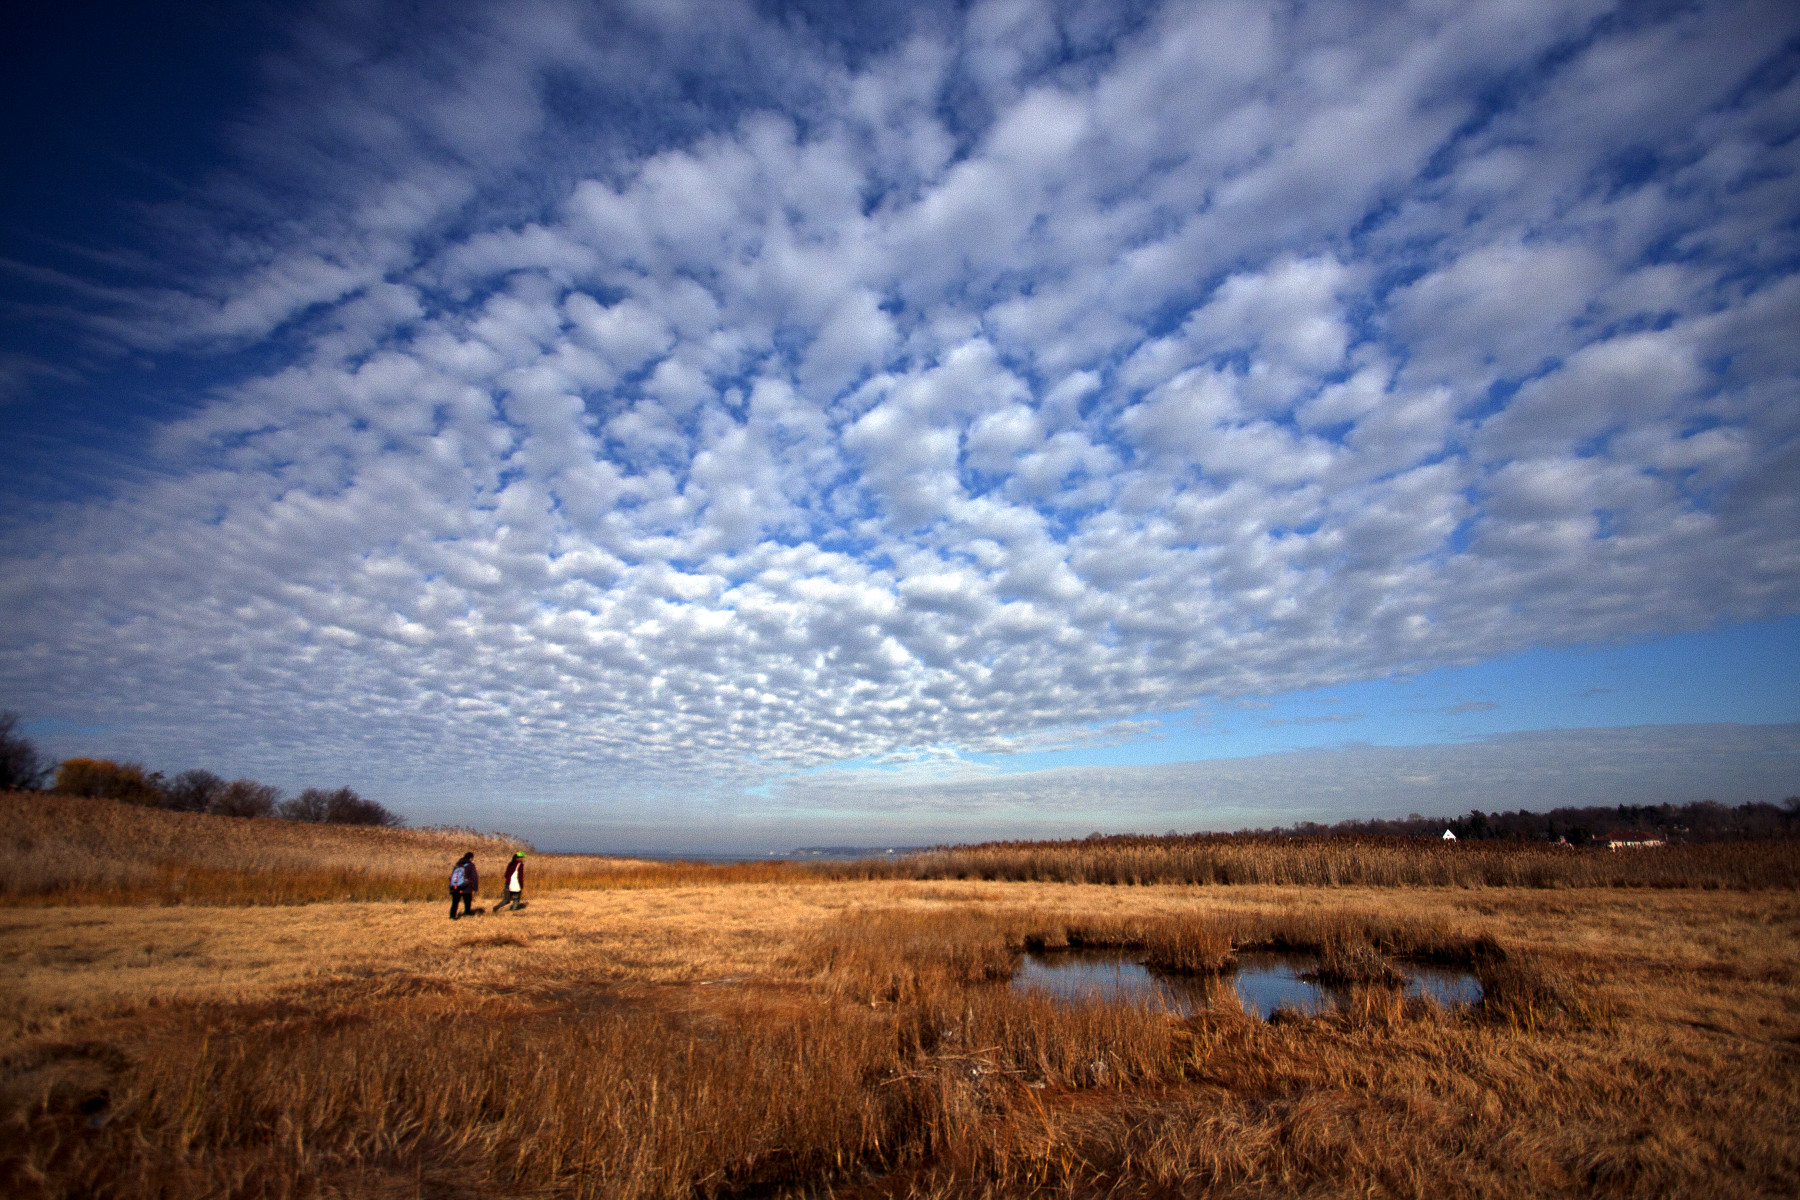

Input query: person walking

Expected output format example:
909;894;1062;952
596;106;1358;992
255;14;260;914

448;851;478;919
495;851;526;911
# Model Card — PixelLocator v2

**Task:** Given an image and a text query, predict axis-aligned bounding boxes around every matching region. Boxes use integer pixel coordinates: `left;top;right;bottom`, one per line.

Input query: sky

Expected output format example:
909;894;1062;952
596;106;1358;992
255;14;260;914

1;0;1796;851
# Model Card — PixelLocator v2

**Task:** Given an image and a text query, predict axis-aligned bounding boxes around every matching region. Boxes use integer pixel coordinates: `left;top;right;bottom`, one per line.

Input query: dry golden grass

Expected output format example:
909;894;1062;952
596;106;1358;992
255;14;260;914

3;800;1797;1195
0;792;810;906
16;794;1797;912
2;876;1797;1197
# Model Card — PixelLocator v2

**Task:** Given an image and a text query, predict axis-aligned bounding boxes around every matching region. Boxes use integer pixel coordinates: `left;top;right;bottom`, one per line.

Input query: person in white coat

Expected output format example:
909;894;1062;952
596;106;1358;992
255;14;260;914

495;851;526;911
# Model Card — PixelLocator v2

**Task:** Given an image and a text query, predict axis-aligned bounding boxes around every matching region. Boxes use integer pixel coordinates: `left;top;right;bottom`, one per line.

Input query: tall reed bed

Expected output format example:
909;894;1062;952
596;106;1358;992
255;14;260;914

833;833;1800;889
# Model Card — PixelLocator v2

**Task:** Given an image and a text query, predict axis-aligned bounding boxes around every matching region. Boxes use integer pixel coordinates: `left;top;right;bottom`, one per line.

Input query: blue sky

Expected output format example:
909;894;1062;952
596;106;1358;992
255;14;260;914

959;614;1800;773
1;1;1796;850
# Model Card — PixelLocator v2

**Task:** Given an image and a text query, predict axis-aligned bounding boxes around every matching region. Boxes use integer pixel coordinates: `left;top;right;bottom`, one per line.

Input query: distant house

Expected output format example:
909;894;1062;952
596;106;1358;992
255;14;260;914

1605;832;1666;850
1441;829;1457;841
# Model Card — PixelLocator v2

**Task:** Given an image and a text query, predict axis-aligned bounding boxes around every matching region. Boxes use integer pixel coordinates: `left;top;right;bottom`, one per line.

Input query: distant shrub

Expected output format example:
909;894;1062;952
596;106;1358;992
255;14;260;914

164;768;226;813
0;711;51;791
53;757;164;805
279;786;401;827
210;778;281;819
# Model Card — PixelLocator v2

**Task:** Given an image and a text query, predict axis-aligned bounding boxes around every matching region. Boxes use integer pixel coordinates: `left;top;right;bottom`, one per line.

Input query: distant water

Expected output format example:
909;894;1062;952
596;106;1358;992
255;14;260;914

1012;948;1483;1019
551;847;927;863
789;846;932;860
549;850;790;864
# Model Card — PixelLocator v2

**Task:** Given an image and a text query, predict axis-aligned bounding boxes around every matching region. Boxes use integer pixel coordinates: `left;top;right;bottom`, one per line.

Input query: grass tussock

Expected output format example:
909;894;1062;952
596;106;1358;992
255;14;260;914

836;833;1800;889
0;791;809;906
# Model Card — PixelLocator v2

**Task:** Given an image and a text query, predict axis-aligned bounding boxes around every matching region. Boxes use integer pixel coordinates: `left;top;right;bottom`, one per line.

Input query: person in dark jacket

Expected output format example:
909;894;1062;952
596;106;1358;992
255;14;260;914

495;851;526;911
449;852;478;919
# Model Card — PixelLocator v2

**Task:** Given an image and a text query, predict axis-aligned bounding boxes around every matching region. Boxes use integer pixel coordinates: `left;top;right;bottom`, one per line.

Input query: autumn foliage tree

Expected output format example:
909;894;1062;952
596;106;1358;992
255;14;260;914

53;758;164;805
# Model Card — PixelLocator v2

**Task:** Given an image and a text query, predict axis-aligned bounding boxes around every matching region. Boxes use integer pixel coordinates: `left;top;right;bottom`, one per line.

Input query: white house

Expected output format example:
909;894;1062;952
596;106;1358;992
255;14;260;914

1442;829;1457;841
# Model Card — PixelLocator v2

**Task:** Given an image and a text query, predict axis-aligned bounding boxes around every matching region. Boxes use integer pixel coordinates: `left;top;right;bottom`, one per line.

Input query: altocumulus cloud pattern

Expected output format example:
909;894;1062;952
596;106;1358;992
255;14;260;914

1;0;1797;806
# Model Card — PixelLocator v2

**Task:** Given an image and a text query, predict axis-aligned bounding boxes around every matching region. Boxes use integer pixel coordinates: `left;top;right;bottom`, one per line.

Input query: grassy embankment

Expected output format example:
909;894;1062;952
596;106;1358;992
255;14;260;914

0;792;803;906
3;792;1798;1198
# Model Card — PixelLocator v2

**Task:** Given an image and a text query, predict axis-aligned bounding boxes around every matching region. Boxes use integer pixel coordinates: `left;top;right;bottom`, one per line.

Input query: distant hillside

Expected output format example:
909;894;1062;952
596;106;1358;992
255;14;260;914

1;790;529;905
1;791;810;905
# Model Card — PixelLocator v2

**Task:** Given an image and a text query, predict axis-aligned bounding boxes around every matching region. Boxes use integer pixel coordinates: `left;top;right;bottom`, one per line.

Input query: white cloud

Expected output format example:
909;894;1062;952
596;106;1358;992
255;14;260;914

2;0;1797;816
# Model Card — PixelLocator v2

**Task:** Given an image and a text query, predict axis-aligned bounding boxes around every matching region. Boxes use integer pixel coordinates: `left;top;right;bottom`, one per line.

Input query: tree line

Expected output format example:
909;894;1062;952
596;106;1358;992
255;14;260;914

1241;798;1800;844
0;711;400;827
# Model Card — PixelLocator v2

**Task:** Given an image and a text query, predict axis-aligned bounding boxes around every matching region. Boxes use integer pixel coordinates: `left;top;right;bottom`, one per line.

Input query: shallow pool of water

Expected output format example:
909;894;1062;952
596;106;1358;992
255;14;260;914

1010;948;1482;1019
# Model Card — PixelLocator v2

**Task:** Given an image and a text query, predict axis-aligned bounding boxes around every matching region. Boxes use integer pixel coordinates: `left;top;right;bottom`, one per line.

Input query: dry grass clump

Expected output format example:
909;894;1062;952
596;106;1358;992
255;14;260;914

1137;919;1235;973
1475;955;1615;1033
1019;913;1233;971
1222;906;1506;971
839;833;1800;889
1311;937;1406;986
0;791;808;906
800;907;1020;1003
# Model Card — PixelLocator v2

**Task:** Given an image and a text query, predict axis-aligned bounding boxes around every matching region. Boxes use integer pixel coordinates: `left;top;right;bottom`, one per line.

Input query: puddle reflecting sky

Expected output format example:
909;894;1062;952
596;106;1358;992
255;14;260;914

1010;948;1482;1020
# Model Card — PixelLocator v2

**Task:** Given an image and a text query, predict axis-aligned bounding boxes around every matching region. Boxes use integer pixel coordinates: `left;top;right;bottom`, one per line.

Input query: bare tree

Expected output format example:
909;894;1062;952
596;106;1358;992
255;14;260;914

210;778;281;819
276;787;332;823
279;786;400;826
0;712;51;791
164;769;226;813
324;787;401;826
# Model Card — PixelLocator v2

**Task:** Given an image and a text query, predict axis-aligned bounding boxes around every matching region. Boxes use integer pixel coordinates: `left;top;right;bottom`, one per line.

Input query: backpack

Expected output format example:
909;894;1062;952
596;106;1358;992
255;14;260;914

449;863;468;889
